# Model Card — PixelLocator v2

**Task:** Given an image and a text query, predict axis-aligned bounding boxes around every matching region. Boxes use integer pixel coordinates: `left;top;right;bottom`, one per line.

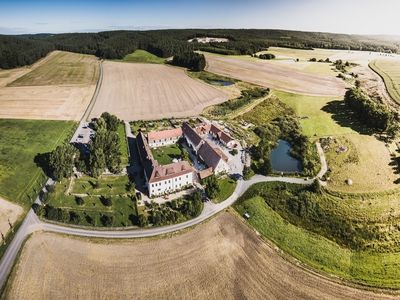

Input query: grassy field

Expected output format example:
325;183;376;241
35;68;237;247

121;50;165;64
71;175;129;195
0;119;75;207
264;47;337;61
274;89;398;192
274;90;354;138
370;59;400;104
117;123;129;166
47;176;136;227
238;94;293;126
235;193;400;288
213;177;237;203
8;51;99;86
151;144;182;165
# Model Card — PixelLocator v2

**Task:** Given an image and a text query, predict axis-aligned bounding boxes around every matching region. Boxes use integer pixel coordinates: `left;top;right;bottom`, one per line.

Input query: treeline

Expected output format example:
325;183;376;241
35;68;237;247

2;29;399;69
0;35;54;69
171;51;206;71
344;88;395;131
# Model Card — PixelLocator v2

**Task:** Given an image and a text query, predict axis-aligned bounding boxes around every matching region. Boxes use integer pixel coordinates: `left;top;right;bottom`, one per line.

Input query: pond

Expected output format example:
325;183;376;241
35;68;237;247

208;80;235;86
270;139;303;173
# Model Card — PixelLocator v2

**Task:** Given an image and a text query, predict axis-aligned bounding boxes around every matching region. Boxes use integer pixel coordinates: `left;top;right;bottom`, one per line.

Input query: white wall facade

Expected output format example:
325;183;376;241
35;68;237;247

149;137;180;148
149;172;193;197
214;159;230;175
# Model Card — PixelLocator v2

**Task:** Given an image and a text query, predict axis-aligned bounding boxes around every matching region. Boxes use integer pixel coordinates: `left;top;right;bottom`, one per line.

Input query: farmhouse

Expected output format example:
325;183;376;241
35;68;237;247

147;128;182;148
182;122;230;175
137;132;194;197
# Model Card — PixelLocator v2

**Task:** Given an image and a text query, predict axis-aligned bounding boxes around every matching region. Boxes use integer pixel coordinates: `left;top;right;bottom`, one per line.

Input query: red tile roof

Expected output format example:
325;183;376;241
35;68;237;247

147;128;182;143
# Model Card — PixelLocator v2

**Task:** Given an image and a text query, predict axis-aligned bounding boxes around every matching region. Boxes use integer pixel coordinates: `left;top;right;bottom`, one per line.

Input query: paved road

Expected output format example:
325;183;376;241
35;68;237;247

0;138;327;288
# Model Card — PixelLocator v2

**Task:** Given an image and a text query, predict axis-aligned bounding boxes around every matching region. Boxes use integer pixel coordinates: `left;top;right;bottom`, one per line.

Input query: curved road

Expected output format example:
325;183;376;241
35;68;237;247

0;143;327;289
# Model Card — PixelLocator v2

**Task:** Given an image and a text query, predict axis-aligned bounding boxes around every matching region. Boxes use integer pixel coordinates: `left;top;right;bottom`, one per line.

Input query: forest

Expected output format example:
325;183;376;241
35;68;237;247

1;29;399;69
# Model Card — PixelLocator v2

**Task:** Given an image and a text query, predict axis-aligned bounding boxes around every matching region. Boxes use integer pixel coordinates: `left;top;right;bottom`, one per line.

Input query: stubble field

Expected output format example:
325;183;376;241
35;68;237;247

89;61;229;121
5;213;395;299
0;51;99;120
204;52;345;97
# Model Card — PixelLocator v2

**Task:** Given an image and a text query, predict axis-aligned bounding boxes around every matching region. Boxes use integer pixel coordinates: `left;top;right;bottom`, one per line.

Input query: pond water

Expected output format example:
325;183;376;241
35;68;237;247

208;80;234;86
270;139;303;173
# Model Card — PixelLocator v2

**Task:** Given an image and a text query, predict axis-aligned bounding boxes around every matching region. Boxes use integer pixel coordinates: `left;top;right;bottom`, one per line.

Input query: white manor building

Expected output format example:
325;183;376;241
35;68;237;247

136;121;236;196
137;131;193;197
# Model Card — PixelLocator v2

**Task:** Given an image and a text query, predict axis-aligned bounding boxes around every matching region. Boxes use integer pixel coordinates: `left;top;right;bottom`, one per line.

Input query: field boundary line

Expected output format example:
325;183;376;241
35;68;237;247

82;59;103;122
369;60;400;105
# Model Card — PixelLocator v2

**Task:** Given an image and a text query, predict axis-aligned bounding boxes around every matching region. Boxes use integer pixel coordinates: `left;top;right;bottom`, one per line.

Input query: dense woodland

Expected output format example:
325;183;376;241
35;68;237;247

1;29;399;69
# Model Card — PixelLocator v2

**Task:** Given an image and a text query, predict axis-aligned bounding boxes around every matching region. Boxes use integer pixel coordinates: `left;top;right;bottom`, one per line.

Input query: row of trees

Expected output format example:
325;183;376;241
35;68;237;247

89;113;122;177
344;88;395;131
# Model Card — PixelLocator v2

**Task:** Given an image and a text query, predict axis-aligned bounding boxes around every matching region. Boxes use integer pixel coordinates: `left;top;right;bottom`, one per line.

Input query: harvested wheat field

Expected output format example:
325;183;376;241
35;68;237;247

0;51;99;120
90;61;228;121
205;53;345;97
6;213;394;299
0;198;23;238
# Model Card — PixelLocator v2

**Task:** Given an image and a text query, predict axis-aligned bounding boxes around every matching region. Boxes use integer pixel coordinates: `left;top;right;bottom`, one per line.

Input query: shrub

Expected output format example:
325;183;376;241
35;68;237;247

75;196;84;206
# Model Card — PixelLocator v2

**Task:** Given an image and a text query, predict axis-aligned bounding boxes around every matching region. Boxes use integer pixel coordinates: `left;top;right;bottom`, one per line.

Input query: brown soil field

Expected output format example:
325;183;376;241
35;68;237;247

204;53;346;97
0;197;23;238
0;51;99;120
6;213;395;299
90;61;228;121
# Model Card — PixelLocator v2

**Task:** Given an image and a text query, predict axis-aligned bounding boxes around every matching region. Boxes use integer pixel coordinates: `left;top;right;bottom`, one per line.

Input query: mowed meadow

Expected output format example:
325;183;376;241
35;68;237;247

0;119;75;207
0;51;99;120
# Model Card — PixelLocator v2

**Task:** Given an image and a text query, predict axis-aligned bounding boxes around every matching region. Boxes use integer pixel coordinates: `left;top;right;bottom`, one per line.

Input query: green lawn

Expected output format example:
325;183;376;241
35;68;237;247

117;123;129;166
47;176;137;227
273;90;354;138
121;50;165;64
213;177;237;203
235;195;400;289
151;144;182;165
370;59;400;105
0;119;75;207
71;175;129;195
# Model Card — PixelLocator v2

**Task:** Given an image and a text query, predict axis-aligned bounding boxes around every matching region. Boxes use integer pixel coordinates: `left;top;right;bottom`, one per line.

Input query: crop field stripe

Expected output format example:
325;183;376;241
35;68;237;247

369;60;400;105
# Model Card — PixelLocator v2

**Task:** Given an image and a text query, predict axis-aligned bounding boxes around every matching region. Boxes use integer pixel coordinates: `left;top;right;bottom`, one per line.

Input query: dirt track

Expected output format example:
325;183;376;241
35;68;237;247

90;61;228;121
205;53;345;97
6;213;395;299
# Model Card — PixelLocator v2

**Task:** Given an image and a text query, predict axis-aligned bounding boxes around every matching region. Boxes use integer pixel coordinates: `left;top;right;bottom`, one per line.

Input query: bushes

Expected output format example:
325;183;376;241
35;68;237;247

258;53;275;60
210;87;269;116
204;175;220;199
344;88;395;131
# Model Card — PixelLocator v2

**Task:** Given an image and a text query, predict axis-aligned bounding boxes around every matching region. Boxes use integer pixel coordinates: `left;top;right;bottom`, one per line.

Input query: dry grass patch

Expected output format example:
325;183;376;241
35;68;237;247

90;61;228;121
5;213;393;300
0;51;99;120
204;52;345;97
324;134;398;193
0;197;23;238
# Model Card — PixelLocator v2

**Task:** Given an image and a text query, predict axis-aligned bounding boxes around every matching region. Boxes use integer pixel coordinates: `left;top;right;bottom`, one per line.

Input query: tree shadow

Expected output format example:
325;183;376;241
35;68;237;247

321;100;375;135
34;152;52;178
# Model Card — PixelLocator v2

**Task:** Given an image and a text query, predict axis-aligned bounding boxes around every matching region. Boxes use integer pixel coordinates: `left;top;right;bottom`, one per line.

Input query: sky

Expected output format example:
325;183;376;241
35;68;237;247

0;0;399;35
